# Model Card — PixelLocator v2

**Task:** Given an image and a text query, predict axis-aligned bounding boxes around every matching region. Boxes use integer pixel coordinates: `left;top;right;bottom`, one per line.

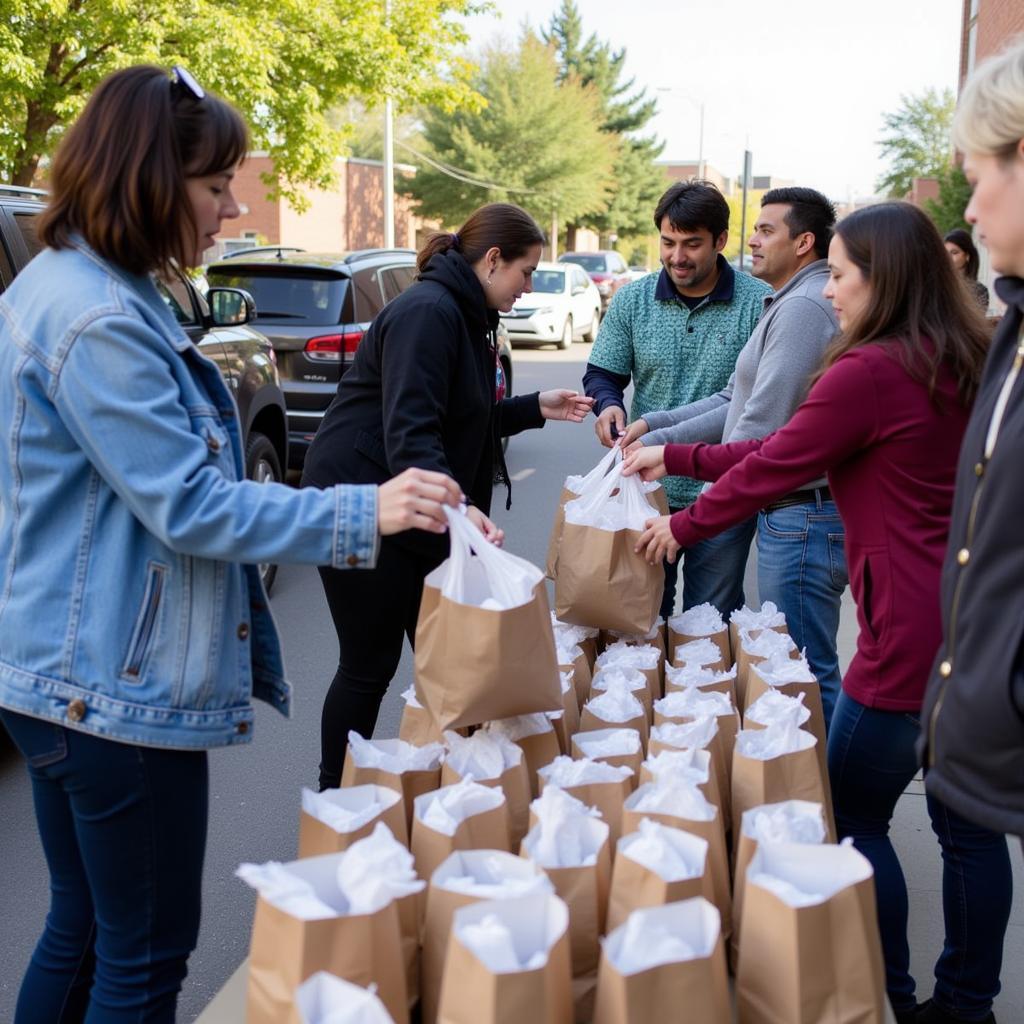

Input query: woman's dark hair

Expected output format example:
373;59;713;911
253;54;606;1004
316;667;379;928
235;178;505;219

944;228;981;280
653;180;730;240
417;203;545;273
817;202;989;405
761;186;836;259
38;65;248;275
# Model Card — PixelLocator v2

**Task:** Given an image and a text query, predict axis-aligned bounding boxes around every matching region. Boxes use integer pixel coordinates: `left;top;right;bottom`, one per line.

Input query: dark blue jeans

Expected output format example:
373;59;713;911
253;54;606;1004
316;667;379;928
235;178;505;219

827;692;1011;1019
1;709;208;1023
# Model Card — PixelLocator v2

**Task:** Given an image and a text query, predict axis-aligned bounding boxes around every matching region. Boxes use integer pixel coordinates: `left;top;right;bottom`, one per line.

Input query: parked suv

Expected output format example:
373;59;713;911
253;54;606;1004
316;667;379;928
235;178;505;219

0;186;289;592
206;249;515;469
559;250;632;312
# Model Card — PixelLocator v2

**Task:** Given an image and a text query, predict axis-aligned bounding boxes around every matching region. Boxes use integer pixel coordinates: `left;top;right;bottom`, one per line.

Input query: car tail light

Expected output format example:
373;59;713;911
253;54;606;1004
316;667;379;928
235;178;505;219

305;330;364;360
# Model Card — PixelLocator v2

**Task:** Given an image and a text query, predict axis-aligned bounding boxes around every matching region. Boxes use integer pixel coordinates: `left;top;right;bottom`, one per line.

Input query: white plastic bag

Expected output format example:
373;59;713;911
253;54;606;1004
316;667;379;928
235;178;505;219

563;462;656;533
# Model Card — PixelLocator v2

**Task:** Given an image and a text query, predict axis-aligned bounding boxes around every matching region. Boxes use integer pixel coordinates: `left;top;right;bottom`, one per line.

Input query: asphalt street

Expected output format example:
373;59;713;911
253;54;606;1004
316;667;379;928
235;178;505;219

0;341;1021;1022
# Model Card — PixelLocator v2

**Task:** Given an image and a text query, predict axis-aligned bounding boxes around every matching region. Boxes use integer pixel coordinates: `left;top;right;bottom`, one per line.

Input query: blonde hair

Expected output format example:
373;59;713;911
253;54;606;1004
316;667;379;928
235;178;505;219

953;36;1024;158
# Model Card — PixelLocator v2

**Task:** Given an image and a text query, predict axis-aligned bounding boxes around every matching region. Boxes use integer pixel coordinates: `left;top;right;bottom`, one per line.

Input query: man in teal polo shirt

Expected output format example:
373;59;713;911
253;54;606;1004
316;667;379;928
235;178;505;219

583;180;770;617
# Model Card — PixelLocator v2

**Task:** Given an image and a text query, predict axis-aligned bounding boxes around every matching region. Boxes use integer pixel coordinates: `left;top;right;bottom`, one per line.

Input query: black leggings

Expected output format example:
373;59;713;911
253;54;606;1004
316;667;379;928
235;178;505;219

316;540;437;789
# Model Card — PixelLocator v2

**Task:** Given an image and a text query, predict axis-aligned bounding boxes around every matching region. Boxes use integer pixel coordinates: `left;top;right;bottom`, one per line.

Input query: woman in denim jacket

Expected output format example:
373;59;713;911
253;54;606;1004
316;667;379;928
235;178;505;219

0;66;460;1022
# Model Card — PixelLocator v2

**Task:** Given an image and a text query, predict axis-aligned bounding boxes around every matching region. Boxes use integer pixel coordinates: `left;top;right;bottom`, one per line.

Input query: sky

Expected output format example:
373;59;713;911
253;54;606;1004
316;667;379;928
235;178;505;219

462;0;963;202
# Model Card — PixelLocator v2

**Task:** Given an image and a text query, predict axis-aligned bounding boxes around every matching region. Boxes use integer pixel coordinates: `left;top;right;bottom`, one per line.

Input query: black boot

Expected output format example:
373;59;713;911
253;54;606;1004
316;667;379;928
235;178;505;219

917;997;996;1024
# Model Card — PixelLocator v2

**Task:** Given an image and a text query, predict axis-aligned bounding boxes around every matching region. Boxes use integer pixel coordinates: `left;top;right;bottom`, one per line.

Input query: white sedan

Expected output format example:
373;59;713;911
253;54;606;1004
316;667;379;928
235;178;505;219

499;261;602;349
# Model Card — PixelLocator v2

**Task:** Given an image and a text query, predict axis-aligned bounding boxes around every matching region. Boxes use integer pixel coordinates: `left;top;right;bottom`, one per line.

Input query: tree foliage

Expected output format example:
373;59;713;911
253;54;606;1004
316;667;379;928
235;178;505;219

542;0;665;240
0;0;482;200
924;163;972;235
405;32;616;227
876;87;956;198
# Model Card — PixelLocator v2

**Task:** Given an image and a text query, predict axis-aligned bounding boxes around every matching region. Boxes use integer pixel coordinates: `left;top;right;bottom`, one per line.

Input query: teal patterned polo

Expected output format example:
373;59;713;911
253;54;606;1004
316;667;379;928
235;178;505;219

589;260;770;507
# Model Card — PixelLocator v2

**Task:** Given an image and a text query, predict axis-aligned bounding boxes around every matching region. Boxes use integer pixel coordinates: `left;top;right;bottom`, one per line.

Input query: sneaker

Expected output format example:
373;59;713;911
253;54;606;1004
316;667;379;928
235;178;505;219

917;998;996;1023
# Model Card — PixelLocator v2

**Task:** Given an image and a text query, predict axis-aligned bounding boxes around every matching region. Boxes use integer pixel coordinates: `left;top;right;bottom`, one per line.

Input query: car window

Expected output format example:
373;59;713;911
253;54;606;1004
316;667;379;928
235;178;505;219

13;212;43;260
206;268;348;325
609;254;627;273
351;267;386;322
154;275;197;326
561;254;604;272
572;267;589;290
380;265;416;303
531;270;566;294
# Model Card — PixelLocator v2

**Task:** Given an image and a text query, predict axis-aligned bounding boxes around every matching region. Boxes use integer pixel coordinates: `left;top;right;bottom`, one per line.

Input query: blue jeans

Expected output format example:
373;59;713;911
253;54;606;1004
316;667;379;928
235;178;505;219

756;497;847;730
0;709;208;1023
827;692;1011;1019
660;514;756;619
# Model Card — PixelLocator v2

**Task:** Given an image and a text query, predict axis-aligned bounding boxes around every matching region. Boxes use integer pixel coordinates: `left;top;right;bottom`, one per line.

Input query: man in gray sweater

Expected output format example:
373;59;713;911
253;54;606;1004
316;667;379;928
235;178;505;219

622;187;847;727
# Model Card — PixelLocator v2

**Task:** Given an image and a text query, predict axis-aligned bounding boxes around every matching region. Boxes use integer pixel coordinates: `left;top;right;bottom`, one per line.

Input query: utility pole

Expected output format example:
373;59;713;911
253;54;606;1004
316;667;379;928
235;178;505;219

382;0;395;248
738;149;752;271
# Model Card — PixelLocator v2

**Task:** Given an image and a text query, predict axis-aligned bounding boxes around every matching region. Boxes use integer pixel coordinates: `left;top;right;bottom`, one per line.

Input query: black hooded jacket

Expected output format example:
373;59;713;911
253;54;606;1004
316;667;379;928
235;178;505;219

301;248;544;557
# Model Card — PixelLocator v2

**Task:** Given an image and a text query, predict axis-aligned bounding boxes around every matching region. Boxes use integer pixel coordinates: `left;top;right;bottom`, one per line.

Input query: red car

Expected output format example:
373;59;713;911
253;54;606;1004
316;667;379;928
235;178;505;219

560;250;632;312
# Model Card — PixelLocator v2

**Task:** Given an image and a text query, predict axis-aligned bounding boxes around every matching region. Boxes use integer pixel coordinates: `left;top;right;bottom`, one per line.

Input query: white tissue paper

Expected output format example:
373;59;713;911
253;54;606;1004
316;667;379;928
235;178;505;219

650;717;719;751
606;619;665;647
596;643;662;672
745;689;811;729
752;650;816;685
400;685;424;710
347;733;444;773
747;838;873;908
734;722;816;760
655;689;734;720
668;603;726;637
485;713;555;743
539;755;633;787
739;627;796;659
443;730;522;780
551;613;600;644
586;680;644;722
555;638;585;667
453;894;568;973
606;901;720;974
665;663;737;690
626;781;716;821
731;602;787;630
742;800;827;845
559;671;574;695
572;728;642;759
301;785;401;834
524;786;607;868
671;637;725;666
619;818;707;881
336;823;425;914
294;972;395;1024
236;861;340;920
415;776;506;837
642;748;711;787
435;850;554;899
591;667;648;698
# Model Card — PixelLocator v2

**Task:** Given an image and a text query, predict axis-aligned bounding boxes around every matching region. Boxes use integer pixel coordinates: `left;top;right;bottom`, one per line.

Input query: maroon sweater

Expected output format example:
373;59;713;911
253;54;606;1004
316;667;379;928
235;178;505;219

664;341;969;711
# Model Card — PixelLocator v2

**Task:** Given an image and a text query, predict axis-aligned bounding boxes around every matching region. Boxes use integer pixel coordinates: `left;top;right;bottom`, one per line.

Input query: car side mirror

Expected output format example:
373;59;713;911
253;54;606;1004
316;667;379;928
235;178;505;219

207;287;255;327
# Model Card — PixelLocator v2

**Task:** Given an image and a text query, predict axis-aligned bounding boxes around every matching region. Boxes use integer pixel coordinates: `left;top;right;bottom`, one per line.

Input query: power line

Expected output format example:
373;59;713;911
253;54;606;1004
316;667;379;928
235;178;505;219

395;139;544;196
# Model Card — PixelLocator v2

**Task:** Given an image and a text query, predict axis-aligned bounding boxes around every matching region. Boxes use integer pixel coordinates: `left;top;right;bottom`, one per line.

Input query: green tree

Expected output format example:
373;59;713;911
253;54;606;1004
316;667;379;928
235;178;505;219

405;32;616;230
542;0;665;244
0;0;481;202
876;87;956;198
924;163;972;235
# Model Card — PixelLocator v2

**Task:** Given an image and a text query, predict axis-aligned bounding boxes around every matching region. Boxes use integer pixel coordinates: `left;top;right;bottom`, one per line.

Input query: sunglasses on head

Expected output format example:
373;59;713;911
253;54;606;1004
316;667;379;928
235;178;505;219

171;65;205;102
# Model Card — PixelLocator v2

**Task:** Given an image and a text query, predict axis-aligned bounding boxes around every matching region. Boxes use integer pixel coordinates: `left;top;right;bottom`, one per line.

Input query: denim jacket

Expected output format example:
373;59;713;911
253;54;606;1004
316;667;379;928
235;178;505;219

0;242;378;749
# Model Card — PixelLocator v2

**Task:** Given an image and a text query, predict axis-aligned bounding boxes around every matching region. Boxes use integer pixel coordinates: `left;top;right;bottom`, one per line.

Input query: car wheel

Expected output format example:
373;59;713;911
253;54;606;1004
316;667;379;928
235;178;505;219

583;309;600;343
557;316;573;350
245;431;282;594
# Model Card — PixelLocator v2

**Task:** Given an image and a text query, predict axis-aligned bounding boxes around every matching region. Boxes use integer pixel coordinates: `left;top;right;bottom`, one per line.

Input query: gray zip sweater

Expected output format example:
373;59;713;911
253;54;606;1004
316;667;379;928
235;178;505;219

642;260;837;490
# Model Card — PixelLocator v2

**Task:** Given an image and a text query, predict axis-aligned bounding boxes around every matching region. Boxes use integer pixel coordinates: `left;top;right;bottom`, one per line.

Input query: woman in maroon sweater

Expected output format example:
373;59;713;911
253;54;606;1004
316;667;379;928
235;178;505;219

623;203;1009;1024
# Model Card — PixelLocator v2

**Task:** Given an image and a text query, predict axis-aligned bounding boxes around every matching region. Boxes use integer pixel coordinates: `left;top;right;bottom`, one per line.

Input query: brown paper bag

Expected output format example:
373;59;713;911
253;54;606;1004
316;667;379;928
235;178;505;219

554;521;663;635
736;841;886;1024
398;691;448;747
546;484;576;580
298;785;408;858
410;789;512;883
734;631;797;711
601;626;667;698
558;651;593;713
593;898;731;1024
731;733;835;841
437;893;574;1024
420;850;552;1024
521;820;612;1023
620;790;731;945
579;701;649;749
539;771;635;845
591;663;656;716
416;576;562;730
639;747;722;819
511;726;563;798
728;617;789;666
664;666;737;710
550;680;581;755
441;757;532;850
340;744;442;837
605;823;715;932
668;625;731;669
245;853;408;1024
571;729;643;780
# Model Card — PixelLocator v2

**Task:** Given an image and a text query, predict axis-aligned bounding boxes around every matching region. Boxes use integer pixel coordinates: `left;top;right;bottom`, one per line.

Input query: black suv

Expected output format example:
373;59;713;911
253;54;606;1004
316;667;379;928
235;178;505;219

206;249;515;469
0;187;289;591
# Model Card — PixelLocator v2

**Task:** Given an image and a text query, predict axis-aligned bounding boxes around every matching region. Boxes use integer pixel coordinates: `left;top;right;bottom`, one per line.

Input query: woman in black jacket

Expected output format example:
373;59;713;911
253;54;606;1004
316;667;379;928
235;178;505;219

302;203;593;789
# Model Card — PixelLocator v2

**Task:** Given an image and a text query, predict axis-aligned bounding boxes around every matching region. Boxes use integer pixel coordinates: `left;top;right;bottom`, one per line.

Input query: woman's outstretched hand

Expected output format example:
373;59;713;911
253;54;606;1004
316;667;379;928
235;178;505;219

635;515;681;565
539;389;596;422
377;469;463;535
621;444;668;481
